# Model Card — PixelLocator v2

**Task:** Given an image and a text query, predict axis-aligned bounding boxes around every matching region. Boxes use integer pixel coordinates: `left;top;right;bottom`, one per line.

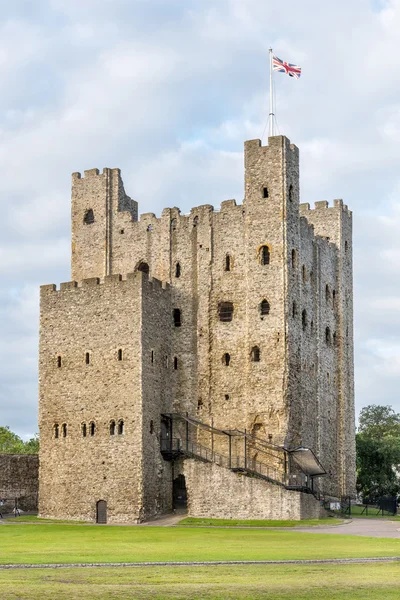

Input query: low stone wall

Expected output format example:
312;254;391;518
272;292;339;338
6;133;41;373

182;459;325;520
0;454;39;512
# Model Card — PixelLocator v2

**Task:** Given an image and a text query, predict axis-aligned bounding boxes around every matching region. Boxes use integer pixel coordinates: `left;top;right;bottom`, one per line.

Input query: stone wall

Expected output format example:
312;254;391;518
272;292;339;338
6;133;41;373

0;454;38;512
182;459;325;520
39;271;172;523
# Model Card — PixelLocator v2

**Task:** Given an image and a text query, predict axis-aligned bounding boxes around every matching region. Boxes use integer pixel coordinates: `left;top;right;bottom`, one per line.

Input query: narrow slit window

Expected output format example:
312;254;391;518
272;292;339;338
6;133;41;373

325;327;331;346
302;265;306;282
54;424;59;439
224;394;230;401
326;284;331;302
150;420;154;434
85;352;90;365
151;350;154;363
292;301;297;318
291;249;297;268
90;422;95;436
118;420;124;435
345;241;348;254
225;255;232;272
110;421;116;436
173;308;181;327
251;346;260;362
62;423;67;438
260;299;270;316
263;187;269;198
83;208;94;225
260;245;270;265
175;262;181;278
302;309;307;331
193;216;199;227
223;353;231;366
82;423;87;438
118;349;123;361
218;302;234;322
289;184;294;202
170;218;177;231
57;356;62;368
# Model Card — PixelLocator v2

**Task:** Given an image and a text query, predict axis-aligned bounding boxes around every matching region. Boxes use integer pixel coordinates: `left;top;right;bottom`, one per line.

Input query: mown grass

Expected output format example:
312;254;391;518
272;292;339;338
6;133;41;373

348;505;400;520
1;523;400;565
0;563;399;599
178;517;342;527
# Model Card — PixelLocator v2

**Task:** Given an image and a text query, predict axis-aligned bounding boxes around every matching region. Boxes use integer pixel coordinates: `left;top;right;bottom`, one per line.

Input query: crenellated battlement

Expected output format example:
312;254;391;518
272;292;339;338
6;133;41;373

41;271;170;296
72;167;122;181
299;199;351;216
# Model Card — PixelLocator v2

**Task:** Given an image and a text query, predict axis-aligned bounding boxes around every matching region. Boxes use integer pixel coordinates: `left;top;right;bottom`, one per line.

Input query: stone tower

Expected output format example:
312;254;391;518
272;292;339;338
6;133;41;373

38;136;356;523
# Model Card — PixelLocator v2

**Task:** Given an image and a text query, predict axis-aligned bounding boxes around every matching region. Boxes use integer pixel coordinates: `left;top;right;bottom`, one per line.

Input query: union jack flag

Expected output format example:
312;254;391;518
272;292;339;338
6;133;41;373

272;55;301;79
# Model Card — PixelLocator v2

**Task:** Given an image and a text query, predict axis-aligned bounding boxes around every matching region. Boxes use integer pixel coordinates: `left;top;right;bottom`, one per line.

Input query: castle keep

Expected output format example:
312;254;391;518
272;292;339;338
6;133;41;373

39;135;356;523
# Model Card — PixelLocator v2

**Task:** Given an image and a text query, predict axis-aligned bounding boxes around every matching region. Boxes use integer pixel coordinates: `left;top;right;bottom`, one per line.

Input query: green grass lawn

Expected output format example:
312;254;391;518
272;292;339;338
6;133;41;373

0;563;399;600
1;522;400;565
178;517;342;527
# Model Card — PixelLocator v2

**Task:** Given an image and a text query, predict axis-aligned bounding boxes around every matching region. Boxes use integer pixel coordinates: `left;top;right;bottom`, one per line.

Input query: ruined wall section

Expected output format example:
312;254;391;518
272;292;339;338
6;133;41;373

39;272;169;522
0;454;39;512
300;200;355;496
71;168;138;281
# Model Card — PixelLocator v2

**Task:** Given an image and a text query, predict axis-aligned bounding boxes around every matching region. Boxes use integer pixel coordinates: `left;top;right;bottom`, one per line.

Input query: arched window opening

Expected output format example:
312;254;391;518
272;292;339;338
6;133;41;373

291;249;297;269
289;184;294;202
174;356;178;370
89;422;95;436
57;355;62;368
82;423;87;438
325;284;331;302
173;308;181;327
137;262;149;274
193;216;199;227
218;302;234;322
54;424;59;439
260;245;270;265
118;420;124;435
260;299;270;316
302;309;307;331
325;327;331;346
85;352;90;365
150;420;154;434
110;420;116;436
225;254;232;272
263;187;269;198
147;224;153;232
302;265;306;282
83;209;94;225
175;262;181;278
118;349;123;361
170;218;177;231
292;301;297;318
62;423;67;438
223;353;231;366
251;346;260;362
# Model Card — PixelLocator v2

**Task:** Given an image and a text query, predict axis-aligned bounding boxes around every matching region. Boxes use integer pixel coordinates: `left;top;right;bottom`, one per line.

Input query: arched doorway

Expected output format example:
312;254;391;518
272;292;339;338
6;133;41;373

96;500;107;524
137;262;149;274
173;474;187;509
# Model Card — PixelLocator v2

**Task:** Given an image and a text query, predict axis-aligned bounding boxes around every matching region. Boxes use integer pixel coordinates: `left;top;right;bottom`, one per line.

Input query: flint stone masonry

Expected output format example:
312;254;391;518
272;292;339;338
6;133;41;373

0;454;38;512
39;135;356;523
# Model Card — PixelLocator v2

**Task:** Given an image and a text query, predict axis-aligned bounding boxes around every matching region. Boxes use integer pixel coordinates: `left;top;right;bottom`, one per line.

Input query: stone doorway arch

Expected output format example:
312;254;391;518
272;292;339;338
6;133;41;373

96;500;107;524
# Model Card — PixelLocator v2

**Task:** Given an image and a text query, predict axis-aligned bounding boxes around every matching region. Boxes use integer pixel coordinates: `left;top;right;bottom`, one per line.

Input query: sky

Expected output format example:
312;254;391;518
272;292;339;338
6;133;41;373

1;0;400;439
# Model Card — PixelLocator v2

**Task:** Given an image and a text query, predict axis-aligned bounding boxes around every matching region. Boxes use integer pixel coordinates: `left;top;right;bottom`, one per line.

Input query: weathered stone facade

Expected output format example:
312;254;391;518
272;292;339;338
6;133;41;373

0;454;39;512
38;135;356;523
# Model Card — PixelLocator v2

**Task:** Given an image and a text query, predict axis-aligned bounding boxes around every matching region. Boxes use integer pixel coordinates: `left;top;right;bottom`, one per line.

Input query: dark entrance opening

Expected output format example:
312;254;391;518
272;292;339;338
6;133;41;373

137;262;149;274
96;500;107;524
173;474;187;509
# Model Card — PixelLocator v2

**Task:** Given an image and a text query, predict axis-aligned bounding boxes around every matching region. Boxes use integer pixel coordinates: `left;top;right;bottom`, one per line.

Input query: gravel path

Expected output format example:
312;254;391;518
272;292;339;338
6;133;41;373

0;557;399;570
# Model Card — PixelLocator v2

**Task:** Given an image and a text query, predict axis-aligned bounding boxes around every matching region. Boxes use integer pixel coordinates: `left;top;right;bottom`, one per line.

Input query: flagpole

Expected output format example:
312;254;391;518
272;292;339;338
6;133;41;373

269;47;274;137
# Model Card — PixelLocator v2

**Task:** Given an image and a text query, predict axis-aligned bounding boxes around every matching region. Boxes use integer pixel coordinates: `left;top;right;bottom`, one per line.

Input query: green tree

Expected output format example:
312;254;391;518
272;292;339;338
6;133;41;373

356;405;400;502
0;426;39;454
